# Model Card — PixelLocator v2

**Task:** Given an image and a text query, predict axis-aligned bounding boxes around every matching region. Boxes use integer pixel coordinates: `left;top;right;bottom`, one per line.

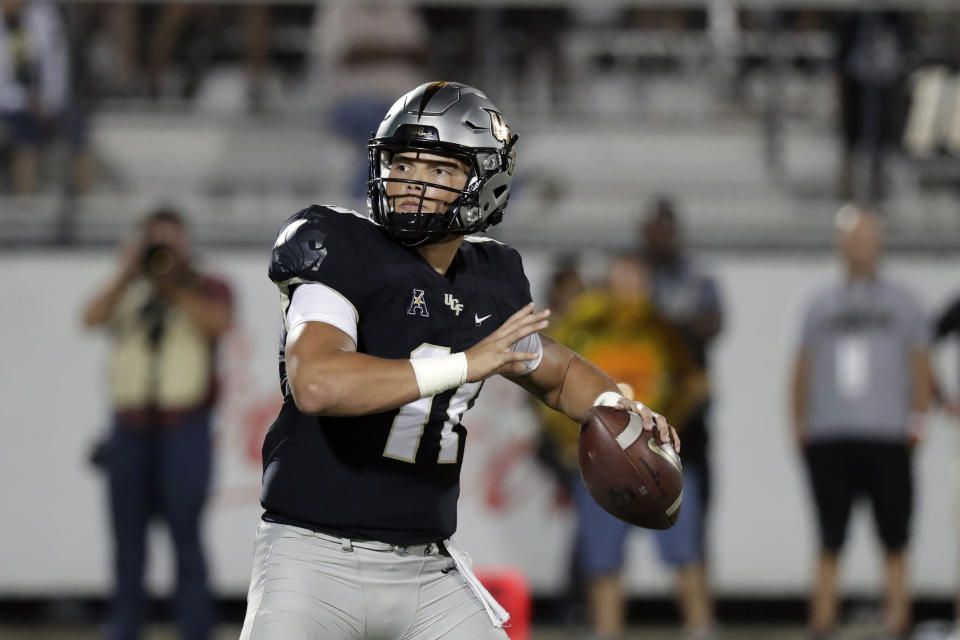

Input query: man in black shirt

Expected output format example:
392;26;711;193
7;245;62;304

239;81;679;640
640;198;722;638
933;293;960;638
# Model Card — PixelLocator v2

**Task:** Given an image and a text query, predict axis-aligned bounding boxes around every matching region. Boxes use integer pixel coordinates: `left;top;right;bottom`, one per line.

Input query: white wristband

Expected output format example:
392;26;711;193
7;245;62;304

410;353;469;398
594;391;626;408
594;391;649;414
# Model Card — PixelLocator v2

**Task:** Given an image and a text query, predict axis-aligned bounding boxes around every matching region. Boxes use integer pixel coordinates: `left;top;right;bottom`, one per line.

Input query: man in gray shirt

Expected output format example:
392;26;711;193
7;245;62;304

790;205;932;640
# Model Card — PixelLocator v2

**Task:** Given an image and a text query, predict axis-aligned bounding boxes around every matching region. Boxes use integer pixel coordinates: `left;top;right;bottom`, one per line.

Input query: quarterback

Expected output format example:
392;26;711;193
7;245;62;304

239;81;680;640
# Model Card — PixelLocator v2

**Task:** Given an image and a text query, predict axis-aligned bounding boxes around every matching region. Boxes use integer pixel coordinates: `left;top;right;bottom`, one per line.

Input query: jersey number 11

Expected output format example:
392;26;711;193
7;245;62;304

382;344;482;464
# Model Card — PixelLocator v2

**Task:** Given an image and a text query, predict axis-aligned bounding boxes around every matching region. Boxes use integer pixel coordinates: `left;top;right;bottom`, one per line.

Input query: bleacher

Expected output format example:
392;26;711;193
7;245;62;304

1;0;959;252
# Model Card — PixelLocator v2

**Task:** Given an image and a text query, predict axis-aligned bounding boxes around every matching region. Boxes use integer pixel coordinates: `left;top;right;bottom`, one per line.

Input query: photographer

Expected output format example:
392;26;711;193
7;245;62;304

81;207;233;640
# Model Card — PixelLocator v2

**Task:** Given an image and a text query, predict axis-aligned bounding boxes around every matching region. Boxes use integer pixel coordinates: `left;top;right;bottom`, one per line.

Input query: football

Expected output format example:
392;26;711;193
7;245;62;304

578;406;683;530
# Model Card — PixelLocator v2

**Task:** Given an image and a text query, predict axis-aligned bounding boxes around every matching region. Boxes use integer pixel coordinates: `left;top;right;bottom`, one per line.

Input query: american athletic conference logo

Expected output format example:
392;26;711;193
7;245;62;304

407;289;429;317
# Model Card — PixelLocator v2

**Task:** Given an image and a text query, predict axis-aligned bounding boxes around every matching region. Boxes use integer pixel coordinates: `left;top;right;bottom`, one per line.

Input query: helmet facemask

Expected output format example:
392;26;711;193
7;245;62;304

368;142;472;247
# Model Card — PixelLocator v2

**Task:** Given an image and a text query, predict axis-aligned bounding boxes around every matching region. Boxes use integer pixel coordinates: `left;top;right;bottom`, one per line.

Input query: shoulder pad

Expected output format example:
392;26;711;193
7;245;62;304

269;205;373;285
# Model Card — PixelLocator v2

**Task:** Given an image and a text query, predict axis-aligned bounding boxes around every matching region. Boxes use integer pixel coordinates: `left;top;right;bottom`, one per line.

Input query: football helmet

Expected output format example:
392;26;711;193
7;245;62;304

367;81;518;246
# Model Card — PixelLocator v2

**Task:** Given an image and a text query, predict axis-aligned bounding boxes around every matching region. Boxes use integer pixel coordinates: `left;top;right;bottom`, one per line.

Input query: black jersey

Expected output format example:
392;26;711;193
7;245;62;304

261;205;534;544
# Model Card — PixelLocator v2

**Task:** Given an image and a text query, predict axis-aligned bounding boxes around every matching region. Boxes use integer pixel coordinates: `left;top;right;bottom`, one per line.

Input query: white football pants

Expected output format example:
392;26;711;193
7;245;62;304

239;522;509;640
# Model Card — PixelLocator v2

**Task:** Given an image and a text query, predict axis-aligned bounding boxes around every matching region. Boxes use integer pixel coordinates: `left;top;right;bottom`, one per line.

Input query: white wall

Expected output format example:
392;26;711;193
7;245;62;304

0;249;957;597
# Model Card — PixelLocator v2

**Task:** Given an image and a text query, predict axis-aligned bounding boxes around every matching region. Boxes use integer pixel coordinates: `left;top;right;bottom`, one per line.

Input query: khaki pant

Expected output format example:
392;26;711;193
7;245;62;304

240;522;508;640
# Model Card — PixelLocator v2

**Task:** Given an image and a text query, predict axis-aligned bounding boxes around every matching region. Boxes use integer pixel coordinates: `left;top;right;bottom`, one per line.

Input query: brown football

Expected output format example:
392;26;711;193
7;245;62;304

578;405;683;530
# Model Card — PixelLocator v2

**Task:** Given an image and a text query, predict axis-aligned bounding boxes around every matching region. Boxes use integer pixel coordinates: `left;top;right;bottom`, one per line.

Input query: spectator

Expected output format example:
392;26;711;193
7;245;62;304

544;254;707;640
545;256;586;320
529;258;587;625
310;0;428;201
834;9;914;202
81;208;234;640
531;258;585;544
932;293;960;640
932;295;960;419
640;196;722;638
0;0;91;193
501;8;569;114
147;3;272;108
790;204;932;640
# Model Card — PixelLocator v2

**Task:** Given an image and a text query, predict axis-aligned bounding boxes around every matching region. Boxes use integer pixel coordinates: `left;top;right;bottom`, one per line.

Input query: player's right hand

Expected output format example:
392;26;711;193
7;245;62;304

595;392;680;453
464;302;549;382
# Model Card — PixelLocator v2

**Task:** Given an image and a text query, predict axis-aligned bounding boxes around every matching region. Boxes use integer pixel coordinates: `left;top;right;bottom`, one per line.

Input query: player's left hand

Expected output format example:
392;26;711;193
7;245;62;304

595;392;680;453
464;302;550;381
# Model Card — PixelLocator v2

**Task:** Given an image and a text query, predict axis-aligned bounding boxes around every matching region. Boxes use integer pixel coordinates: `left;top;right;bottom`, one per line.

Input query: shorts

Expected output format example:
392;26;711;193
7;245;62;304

573;464;706;576
804;439;913;553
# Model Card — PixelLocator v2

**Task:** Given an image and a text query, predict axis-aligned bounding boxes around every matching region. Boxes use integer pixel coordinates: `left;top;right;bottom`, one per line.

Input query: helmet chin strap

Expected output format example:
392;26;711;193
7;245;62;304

381;183;472;248
397;233;439;248
392;209;463;248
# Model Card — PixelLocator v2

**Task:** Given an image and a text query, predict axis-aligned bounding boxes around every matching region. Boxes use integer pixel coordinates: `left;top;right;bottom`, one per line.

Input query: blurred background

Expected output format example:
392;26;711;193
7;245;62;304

2;0;960;639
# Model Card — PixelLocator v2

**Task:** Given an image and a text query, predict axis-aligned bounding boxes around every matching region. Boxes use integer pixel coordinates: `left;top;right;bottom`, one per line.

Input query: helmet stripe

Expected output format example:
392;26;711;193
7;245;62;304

417;81;450;120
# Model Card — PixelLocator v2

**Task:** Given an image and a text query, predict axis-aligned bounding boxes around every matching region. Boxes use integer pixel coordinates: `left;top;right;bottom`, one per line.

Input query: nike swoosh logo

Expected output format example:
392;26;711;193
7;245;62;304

475;314;492;326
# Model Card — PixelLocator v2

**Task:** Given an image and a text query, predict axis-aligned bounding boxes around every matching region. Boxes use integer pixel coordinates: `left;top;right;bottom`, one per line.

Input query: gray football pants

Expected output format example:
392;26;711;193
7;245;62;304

239;522;509;640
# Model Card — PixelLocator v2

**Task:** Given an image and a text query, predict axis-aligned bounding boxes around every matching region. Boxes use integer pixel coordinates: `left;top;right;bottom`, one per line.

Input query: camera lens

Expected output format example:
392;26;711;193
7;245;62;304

143;243;176;277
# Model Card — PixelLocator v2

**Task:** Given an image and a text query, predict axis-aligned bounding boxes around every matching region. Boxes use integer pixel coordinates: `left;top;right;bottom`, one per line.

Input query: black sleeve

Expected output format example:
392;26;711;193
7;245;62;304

934;296;960;342
502;246;534;315
268;207;372;311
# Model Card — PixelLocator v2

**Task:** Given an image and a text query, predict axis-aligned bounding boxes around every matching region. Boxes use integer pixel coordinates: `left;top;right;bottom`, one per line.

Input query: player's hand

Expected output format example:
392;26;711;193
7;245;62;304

632;403;680;454
464;302;549;382
596;392;680;453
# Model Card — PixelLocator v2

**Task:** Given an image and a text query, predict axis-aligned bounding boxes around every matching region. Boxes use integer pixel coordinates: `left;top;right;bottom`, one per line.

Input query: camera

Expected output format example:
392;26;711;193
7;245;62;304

142;242;178;277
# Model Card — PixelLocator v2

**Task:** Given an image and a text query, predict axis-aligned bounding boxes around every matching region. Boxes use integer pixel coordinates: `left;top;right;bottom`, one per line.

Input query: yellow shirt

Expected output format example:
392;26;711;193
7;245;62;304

539;290;706;467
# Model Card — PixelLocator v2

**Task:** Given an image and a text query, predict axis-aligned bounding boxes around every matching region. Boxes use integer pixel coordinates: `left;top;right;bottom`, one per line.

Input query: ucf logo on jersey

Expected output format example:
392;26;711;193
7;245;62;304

444;293;464;316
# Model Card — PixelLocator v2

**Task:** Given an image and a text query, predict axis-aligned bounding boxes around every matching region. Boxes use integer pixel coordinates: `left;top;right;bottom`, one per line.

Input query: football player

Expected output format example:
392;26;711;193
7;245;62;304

239;81;680;640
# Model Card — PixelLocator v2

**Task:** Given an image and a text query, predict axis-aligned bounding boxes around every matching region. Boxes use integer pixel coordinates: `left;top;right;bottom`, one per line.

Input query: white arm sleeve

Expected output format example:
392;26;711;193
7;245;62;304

510;333;543;375
286;283;359;346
